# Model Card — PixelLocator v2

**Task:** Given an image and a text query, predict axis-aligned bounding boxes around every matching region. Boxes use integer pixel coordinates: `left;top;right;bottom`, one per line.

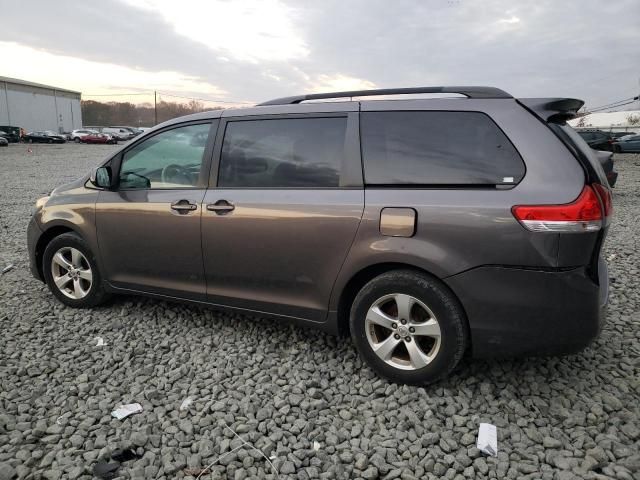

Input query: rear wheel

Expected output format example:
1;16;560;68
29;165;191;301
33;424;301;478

613;145;621;153
43;233;108;308
74;137;80;143
350;270;468;385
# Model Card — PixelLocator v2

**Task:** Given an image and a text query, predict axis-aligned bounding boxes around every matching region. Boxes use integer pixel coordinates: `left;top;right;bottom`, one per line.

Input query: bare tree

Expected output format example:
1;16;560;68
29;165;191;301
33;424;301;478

627;113;640;126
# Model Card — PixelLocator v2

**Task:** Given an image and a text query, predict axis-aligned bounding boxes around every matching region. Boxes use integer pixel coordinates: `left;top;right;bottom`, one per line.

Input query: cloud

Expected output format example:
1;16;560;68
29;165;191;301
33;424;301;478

0;42;227;98
121;0;309;63
308;75;376;93
0;0;638;108
497;15;521;24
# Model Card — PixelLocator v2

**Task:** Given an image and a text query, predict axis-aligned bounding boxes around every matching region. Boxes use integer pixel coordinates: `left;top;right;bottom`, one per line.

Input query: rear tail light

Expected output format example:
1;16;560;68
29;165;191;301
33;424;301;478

512;185;610;233
592;183;613;221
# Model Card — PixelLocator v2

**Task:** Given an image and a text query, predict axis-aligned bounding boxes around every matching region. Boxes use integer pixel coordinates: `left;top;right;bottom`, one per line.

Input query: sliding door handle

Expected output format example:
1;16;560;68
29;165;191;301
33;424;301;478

207;200;235;214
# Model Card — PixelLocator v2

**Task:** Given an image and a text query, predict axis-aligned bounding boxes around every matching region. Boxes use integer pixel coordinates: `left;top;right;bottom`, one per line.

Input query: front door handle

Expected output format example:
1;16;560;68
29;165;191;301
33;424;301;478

207;200;235;215
171;200;197;213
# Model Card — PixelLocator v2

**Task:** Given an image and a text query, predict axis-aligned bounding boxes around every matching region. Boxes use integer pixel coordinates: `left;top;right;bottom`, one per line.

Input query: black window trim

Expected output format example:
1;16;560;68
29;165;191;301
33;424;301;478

210;112;363;190
359;109;526;189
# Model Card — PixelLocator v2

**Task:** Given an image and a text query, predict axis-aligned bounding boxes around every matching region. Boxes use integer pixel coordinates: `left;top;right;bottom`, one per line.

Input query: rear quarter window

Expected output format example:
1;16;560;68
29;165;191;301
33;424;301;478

361;111;524;186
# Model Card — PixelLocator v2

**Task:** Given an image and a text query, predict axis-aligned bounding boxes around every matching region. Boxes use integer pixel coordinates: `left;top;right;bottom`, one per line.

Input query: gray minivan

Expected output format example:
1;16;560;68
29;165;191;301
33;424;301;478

27;87;612;384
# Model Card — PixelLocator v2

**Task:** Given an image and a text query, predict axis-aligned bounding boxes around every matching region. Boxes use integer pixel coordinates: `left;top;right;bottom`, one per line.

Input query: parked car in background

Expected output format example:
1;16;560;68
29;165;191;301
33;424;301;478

81;132;117;145
608;131;632;140
593;149;618;187
111;126;143;137
0;125;23;142
0;136;8;147
577;130;614;151
71;129;98;142
27;86;612;385
613;135;640;153
23;131;66;144
102;127;135;141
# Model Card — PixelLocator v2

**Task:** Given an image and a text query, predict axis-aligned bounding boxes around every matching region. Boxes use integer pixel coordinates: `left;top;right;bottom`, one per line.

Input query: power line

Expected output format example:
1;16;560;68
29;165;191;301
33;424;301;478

585;96;639;114
84;92;150;96
158;92;253;105
83;91;254;104
587;96;636;112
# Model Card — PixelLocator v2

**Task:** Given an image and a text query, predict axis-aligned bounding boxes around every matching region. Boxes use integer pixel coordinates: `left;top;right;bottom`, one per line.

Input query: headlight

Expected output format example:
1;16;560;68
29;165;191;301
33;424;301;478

31;196;50;216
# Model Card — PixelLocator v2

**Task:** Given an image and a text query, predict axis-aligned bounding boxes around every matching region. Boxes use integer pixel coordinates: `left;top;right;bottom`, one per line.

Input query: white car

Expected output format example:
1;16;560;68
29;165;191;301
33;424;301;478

102;127;135;141
70;129;97;142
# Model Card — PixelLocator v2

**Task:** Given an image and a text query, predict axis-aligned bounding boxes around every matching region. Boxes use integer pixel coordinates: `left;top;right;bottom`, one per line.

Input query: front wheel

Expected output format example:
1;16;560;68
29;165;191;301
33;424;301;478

74;137;80;143
43;232;109;308
350;270;468;385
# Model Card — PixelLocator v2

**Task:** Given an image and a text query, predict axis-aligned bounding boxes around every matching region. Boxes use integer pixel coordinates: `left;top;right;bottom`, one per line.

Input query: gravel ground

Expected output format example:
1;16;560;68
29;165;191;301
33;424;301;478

0;143;638;480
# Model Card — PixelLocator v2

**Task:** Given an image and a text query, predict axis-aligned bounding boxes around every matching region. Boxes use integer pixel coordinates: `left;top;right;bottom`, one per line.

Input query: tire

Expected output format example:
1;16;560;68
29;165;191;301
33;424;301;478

613;145;621;153
350;270;468;385
74;137;80;143
28;139;33;143
43;232;109;308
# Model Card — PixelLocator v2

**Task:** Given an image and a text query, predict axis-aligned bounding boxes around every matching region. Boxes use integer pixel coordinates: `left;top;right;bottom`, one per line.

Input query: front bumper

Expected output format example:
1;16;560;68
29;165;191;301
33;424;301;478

27;216;44;281
445;261;608;358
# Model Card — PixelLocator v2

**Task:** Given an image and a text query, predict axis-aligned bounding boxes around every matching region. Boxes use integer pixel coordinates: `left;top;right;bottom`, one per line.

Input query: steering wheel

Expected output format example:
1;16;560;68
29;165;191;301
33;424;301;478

161;164;193;185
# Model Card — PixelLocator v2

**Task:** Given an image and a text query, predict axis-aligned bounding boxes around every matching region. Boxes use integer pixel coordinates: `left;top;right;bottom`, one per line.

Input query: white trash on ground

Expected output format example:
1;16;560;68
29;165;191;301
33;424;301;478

477;423;498;456
179;396;193;411
111;403;143;420
2;264;14;274
94;337;106;347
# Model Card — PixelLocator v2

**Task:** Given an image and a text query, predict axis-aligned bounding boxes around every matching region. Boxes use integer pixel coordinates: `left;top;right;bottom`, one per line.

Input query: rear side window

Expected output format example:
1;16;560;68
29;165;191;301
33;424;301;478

218;117;346;188
361;111;525;186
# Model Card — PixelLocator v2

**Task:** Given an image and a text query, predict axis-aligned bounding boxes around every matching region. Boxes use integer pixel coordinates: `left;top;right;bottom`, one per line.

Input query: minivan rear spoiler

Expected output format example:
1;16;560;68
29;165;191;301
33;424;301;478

517;98;585;123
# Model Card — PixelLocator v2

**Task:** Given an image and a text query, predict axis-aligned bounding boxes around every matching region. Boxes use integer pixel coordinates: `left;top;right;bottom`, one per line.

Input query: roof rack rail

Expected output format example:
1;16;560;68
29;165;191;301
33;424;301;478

258;86;512;106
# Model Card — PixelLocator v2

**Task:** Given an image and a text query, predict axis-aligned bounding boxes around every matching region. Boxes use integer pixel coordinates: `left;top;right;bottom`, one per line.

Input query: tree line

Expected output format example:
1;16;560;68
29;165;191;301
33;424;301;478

81;99;223;127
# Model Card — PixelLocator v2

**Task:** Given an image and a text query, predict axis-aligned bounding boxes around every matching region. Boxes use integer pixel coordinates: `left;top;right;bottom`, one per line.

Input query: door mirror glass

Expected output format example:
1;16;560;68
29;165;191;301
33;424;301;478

93;166;113;188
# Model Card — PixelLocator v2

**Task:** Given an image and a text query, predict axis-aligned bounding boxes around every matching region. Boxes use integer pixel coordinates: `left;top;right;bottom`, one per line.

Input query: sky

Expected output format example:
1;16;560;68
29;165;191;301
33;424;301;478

1;0;639;110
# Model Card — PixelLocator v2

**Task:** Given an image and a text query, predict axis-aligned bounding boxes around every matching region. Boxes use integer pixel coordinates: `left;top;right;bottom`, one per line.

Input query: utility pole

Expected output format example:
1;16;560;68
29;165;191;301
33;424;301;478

154;91;158;126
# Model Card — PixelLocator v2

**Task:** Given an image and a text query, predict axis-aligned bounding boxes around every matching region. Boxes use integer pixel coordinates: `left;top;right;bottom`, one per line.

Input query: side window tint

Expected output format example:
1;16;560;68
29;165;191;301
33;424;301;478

218;117;346;188
119;123;211;189
361;111;525;185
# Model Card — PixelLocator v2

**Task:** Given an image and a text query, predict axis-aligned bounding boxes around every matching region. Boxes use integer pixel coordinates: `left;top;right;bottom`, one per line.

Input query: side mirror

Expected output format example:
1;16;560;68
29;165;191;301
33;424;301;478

91;166;113;188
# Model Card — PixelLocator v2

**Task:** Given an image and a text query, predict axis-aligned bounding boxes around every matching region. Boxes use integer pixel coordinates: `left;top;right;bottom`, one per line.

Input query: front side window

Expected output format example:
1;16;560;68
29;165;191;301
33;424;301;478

119;123;211;189
218;117;347;188
361;111;525;186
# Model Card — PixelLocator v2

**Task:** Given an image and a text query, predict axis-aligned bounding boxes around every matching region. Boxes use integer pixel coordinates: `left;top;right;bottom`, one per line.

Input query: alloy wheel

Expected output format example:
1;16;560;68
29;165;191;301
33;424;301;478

365;293;442;370
50;247;93;299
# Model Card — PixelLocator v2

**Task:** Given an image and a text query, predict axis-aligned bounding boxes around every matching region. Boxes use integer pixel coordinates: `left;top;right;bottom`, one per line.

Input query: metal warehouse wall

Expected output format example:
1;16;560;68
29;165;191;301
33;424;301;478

0;80;82;133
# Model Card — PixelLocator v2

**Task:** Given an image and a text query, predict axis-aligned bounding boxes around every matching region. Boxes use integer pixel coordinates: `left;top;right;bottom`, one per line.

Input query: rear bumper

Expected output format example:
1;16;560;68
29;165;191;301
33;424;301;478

27;216;44;281
445;261;608;358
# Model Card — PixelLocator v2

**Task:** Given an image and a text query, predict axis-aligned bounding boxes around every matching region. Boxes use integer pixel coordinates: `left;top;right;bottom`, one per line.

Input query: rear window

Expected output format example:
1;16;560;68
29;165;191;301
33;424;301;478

550;124;608;185
361;111;524;186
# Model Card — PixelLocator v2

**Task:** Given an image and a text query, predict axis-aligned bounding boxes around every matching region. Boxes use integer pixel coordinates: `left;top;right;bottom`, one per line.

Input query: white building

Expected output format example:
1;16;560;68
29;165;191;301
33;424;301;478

569;109;640;133
0;76;82;133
